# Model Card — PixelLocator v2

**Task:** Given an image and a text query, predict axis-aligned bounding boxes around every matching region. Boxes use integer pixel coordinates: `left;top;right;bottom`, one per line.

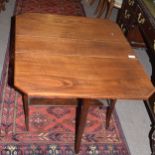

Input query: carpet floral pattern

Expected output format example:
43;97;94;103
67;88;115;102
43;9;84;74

0;0;130;154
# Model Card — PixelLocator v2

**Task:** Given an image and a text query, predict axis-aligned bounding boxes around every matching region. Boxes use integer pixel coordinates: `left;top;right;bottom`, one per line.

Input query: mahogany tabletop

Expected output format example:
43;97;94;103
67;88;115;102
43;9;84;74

14;13;154;100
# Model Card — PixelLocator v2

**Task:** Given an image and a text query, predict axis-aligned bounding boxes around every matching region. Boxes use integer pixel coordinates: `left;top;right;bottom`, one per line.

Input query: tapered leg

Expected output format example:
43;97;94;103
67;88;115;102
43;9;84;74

75;99;90;154
106;99;116;129
22;95;29;131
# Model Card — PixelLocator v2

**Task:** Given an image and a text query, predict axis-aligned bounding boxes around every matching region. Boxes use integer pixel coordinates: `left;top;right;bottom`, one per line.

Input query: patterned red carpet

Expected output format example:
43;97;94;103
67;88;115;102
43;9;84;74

15;0;85;16
0;0;130;154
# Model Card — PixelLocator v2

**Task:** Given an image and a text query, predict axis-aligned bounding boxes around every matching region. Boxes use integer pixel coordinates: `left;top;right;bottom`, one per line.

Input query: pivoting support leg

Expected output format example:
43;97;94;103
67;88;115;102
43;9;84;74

22;95;29;131
75;99;90;154
106;99;116;129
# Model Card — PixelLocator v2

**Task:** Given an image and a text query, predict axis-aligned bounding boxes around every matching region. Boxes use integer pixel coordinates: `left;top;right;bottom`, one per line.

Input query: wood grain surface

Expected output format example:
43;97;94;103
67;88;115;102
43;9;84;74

14;13;154;100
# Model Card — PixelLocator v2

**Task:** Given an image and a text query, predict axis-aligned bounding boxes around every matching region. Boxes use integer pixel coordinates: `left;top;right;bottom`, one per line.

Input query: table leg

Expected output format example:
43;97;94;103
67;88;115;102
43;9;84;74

75;99;90;154
22;95;29;131
106;99;116;129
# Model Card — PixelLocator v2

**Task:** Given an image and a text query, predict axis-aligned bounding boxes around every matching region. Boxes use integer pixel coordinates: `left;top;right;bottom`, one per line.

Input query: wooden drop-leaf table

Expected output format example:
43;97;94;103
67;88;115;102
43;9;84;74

14;13;154;154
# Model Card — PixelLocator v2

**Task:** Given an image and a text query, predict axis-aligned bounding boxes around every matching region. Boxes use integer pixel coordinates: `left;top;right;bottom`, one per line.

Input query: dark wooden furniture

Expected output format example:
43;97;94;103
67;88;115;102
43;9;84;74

14;13;154;154
117;0;155;81
117;0;155;154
